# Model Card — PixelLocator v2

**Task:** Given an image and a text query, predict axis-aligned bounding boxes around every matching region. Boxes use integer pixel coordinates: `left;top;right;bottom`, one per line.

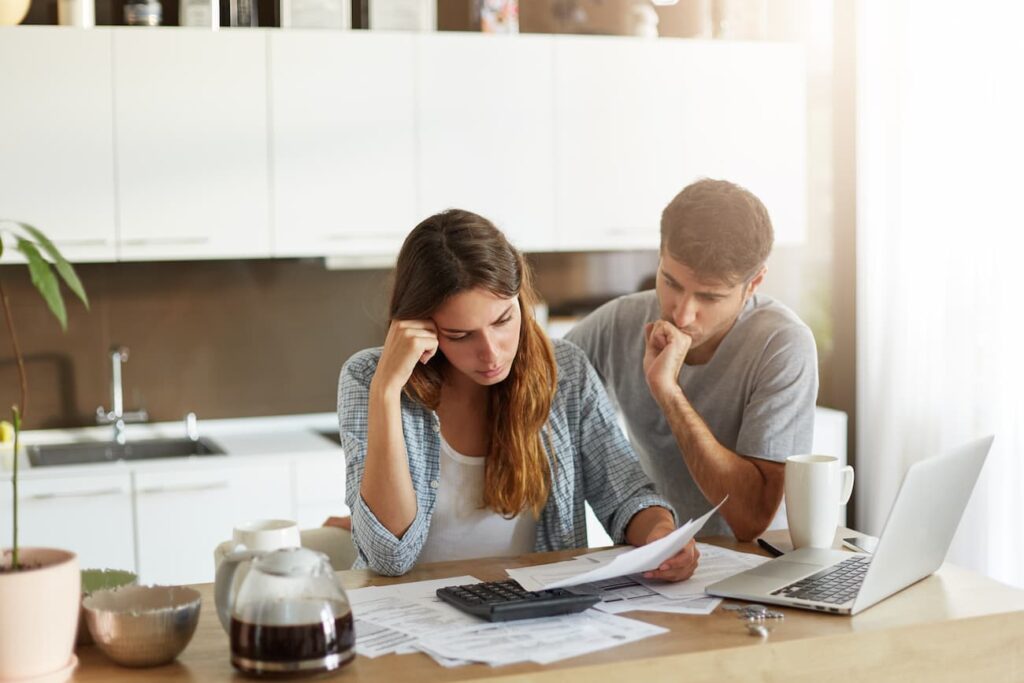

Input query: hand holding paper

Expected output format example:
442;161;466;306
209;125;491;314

642;528;700;582
542;499;725;590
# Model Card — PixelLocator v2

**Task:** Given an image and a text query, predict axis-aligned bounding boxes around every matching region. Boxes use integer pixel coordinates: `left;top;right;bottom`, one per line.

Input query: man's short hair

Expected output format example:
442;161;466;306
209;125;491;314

660;179;774;285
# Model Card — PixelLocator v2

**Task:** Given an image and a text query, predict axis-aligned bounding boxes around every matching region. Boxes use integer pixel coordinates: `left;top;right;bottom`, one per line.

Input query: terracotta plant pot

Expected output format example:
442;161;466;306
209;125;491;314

0;548;80;680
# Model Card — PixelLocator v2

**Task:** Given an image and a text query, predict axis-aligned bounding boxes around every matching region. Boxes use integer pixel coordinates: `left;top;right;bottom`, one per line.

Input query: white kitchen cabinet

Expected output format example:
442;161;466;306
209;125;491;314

112;28;271;261
0;472;134;571
0;28;118;263
676;42;807;245
133;461;291;584
417;34;557;252
270;31;417;259
2;29;806;262
554;36;689;251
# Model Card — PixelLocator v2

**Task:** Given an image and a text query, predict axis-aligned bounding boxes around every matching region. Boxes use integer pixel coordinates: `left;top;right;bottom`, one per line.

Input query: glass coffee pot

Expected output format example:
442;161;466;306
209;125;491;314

215;547;354;677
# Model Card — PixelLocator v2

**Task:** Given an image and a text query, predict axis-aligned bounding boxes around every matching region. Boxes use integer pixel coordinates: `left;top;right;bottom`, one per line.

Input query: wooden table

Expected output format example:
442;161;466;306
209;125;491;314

71;530;1024;682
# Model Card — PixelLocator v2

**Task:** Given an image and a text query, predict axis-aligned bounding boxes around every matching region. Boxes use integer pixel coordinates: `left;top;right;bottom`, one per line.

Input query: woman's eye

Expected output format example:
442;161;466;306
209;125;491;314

495;317;512;326
446;334;468;342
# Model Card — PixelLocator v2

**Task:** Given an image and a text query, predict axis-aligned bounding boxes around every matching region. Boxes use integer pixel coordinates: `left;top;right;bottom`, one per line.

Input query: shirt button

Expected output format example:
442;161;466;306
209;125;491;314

432;423;440;433
430;480;439;489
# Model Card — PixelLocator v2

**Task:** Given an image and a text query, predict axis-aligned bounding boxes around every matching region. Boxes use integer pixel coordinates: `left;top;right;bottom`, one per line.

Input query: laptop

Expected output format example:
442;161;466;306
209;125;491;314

707;435;993;616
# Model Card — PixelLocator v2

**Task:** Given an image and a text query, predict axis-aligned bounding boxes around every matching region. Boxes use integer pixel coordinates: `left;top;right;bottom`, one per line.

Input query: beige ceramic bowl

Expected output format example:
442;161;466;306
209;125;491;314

83;585;201;667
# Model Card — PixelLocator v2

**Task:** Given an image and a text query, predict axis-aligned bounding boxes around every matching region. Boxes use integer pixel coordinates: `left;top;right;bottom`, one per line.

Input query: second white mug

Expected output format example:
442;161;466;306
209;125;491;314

214;519;301;570
785;455;854;549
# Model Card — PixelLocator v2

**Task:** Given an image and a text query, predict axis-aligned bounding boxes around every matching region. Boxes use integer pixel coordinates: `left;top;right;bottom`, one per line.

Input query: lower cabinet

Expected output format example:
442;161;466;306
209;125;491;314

0;472;135;571
1;452;348;585
133;462;293;585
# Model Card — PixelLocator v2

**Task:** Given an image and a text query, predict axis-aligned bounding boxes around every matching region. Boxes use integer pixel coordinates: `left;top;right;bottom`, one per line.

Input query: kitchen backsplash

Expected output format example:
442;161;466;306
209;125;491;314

0;251;660;430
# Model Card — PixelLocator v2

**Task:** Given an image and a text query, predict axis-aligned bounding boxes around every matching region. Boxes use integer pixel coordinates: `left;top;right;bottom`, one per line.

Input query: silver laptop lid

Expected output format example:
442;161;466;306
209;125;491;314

852;435;993;614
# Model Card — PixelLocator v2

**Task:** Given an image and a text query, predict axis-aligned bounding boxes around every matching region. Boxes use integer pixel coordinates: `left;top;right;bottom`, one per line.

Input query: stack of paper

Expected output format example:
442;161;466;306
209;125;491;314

348;575;669;667
348;500;770;667
505;542;770;616
415;611;668;667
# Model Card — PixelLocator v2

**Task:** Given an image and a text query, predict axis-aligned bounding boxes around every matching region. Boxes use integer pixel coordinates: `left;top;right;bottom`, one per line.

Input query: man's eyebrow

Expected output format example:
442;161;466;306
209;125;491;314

662;269;730;296
439;305;514;334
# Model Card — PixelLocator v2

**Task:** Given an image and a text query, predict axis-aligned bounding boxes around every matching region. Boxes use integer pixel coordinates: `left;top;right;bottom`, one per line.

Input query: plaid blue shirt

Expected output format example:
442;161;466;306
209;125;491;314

338;338;675;576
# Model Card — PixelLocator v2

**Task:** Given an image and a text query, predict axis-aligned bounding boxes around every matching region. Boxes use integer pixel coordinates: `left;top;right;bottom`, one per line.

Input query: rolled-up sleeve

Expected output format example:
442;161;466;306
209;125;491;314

566;343;677;543
338;353;431;576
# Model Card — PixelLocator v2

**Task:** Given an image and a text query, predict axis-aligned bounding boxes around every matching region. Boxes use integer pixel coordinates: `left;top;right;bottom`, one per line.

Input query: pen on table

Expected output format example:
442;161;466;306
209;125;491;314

757;538;784;557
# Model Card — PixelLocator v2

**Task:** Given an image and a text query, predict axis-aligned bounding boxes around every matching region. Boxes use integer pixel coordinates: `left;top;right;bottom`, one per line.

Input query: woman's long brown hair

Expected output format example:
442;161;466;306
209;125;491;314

390;209;557;517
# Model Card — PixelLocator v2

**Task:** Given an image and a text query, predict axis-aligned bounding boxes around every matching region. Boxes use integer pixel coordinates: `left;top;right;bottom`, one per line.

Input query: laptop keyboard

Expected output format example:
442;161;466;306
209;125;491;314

771;555;871;605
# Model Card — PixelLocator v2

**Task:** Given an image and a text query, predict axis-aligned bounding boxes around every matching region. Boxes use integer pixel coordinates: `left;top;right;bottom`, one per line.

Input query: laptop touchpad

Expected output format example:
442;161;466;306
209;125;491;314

748;561;821;582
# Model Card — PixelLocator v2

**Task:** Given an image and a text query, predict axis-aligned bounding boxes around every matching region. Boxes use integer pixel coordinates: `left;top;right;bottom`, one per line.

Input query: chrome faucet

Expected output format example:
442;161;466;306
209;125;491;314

96;345;149;445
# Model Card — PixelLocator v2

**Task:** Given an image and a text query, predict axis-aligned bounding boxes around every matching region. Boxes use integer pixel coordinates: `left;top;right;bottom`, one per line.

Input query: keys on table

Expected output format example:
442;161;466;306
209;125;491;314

723;603;785;637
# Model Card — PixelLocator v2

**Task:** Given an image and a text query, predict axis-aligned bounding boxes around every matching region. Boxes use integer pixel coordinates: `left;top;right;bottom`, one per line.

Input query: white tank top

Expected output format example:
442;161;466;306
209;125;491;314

416;437;537;564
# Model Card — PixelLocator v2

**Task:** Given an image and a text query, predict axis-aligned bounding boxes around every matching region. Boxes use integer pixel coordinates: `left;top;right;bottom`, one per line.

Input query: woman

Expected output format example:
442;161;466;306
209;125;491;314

339;209;700;578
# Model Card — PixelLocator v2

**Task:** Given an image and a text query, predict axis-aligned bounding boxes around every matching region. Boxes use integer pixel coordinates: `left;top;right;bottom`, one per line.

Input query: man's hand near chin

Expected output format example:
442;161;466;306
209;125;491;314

643;320;693;406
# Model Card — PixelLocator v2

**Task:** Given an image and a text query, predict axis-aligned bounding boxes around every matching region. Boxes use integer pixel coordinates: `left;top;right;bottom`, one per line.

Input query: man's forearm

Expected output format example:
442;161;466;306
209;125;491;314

656;388;783;541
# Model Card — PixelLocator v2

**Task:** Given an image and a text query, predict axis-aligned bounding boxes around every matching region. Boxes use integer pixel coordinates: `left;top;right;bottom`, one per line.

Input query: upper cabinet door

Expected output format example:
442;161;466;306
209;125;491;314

554;36;688;251
417;34;556;253
0;28;117;262
271;31;417;260
677;42;807;246
113;28;271;261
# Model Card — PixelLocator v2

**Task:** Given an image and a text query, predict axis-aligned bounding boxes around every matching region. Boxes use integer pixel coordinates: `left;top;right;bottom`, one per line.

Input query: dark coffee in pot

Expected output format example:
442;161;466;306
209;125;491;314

230;610;354;677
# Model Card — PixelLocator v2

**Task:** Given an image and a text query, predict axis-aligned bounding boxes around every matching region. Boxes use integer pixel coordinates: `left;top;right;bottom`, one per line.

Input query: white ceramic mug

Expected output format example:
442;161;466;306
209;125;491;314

214;519;301;569
785;455;854;549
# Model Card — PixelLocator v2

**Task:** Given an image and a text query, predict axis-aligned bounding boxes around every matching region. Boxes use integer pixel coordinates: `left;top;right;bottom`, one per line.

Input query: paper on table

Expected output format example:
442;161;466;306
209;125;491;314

542;499;725;590
351;575;483;658
576;546;633;564
506;560;593;592
415;610;668;667
593;593;721;615
634;543;770;599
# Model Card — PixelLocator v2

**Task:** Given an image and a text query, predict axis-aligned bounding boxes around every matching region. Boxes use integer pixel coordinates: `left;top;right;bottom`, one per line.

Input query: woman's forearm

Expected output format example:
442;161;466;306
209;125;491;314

624;506;675;547
359;382;419;538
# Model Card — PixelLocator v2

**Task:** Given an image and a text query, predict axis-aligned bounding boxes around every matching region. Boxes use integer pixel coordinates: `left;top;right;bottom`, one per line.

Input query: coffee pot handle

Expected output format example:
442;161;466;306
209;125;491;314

839;465;855;506
214;548;262;633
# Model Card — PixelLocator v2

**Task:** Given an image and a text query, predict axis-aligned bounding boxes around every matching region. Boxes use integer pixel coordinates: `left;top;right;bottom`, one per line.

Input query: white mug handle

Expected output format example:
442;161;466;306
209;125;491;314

839;465;855;505
214;548;262;633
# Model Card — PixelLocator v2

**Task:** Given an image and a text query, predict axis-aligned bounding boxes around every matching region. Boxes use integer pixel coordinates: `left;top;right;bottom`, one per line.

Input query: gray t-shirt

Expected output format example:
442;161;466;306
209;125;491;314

565;290;818;537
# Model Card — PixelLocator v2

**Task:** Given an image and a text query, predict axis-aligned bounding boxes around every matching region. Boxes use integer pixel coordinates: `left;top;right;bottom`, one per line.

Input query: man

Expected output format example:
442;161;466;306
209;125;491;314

566;179;818;541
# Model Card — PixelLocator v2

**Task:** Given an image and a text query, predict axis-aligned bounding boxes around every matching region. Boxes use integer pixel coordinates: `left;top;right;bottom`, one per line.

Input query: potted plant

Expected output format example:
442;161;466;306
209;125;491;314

0;220;90;680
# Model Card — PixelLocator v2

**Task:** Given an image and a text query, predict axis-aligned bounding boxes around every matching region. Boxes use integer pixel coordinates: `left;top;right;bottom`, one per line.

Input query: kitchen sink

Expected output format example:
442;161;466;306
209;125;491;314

27;437;226;467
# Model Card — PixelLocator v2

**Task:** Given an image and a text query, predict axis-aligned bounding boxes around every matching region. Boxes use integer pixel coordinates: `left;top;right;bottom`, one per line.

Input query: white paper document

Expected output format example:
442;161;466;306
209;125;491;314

415;610;668;667
541;499;725;590
350;575;483;659
349;573;671;666
634;543;771;599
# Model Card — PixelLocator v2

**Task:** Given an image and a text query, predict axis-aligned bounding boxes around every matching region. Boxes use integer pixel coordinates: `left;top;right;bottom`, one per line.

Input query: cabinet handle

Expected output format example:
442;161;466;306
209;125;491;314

122;237;210;246
29;487;125;500
54;239;110;247
139;481;229;495
600;228;651;237
323;233;403;241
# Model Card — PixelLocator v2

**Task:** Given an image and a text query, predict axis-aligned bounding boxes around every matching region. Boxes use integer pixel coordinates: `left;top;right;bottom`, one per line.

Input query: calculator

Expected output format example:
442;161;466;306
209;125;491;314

436;579;600;622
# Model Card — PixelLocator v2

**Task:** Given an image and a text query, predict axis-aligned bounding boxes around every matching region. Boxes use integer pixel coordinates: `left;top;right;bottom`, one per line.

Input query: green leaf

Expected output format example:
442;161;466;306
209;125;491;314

16;238;67;331
15;223;89;310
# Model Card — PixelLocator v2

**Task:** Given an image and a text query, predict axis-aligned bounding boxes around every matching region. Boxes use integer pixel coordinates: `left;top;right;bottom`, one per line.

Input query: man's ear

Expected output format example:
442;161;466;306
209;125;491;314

745;267;767;298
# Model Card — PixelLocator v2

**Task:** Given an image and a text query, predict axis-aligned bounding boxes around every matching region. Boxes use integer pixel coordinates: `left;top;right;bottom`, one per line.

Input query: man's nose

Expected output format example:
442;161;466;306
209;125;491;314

673;297;698;328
